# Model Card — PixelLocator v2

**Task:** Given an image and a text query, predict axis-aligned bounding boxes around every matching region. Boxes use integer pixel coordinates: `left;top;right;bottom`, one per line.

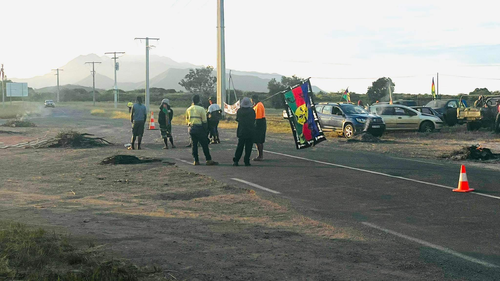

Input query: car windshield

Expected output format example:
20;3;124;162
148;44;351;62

341;104;367;114
425;100;447;108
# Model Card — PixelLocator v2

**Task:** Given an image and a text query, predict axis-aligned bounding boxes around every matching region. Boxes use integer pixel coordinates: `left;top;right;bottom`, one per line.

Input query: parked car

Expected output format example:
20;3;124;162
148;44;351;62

424;99;462;126
44;100;55;108
393;100;417;107
368;104;443;132
457;96;500;131
411;106;442;120
316;102;385;138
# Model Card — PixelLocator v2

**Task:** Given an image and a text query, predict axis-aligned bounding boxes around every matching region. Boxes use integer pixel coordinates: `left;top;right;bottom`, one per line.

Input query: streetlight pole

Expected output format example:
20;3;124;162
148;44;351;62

105;52;125;108
1;64;5;108
85;61;101;106
217;0;226;114
134;37;159;112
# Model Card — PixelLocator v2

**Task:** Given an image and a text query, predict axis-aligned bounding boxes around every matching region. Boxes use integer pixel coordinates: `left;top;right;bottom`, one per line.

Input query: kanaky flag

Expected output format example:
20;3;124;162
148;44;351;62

432;78;436;99
342;88;350;102
282;80;326;149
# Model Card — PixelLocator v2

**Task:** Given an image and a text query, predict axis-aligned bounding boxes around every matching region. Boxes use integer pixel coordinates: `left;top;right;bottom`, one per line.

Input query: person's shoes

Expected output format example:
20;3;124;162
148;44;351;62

163;146;169;149
244;162;251;166
185;143;192;148
232;162;239;166
253;157;263;161
131;145;135;150
137;146;141;150
206;160;219;166
193;161;200;166
171;144;176;148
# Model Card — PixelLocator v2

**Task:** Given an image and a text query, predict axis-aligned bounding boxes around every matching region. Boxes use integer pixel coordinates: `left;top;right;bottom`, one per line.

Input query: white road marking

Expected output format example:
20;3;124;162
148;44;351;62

175;158;194;165
264;150;500;200
362;222;499;268
231;178;281;194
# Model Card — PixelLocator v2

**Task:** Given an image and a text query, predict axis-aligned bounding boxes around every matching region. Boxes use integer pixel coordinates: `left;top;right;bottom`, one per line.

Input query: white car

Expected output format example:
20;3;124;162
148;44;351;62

368;104;443;132
44;100;55;108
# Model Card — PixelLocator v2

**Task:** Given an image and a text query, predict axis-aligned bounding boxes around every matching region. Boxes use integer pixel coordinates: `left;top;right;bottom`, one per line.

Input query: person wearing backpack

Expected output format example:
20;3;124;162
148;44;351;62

207;96;222;144
158;99;175;149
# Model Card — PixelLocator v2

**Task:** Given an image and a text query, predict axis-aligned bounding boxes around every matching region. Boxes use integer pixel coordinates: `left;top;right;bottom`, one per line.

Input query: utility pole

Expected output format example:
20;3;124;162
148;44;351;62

217;0;227;114
85;61;101;106
105;52;125;108
52;68;63;102
134;37;159;112
1;64;5;108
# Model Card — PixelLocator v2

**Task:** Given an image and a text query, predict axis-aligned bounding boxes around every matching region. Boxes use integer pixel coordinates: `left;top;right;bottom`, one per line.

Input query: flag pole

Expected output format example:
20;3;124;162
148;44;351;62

437;72;439;99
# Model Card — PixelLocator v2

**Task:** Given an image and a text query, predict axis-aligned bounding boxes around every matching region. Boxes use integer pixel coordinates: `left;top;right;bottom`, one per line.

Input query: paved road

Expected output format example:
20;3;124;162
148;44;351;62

30;106;500;279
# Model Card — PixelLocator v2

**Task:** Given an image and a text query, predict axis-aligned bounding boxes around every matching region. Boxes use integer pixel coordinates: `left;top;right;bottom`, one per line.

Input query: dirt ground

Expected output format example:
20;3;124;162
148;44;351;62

324;125;500;169
1;142;464;280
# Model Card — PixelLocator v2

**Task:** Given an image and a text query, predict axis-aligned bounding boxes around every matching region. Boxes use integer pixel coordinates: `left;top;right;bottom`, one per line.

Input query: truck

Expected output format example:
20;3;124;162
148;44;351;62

457;96;500;132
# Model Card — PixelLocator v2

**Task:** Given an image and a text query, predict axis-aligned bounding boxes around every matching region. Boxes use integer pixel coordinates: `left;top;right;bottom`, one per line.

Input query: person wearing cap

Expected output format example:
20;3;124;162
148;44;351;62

252;94;266;161
186;94;218;166
159;98;175;149
233;97;255;166
130;96;147;150
207;97;222;144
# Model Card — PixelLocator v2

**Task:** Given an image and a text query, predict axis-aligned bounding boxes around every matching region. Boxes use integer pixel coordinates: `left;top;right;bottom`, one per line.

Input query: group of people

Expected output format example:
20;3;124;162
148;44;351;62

128;94;267;166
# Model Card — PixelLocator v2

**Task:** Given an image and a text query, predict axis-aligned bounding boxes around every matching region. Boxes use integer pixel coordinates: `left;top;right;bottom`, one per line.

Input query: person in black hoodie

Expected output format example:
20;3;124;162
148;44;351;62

233;97;256;166
159;99;175;149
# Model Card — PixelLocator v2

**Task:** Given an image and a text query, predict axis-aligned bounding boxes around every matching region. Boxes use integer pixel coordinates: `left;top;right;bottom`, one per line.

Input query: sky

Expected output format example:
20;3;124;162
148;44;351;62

2;0;500;94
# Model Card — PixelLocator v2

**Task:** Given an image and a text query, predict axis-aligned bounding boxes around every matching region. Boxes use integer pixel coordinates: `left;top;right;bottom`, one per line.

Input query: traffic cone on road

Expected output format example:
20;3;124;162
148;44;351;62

453;165;474;193
148;111;158;130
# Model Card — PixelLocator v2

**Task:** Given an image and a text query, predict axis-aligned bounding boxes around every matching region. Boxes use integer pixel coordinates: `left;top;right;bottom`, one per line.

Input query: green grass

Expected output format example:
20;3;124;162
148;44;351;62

0;102;42;119
0;222;170;280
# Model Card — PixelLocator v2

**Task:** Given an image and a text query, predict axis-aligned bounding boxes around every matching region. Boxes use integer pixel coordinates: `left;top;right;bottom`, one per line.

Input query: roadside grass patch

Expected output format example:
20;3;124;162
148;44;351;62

2;119;36;128
0;222;165;280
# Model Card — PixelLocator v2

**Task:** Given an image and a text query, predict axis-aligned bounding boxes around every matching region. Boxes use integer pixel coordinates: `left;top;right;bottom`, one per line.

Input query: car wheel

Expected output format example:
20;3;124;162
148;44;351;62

419;121;434;132
343;124;354;139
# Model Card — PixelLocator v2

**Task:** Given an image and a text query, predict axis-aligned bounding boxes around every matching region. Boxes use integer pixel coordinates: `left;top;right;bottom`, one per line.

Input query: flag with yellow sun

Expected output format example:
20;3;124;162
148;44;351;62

282;80;326;149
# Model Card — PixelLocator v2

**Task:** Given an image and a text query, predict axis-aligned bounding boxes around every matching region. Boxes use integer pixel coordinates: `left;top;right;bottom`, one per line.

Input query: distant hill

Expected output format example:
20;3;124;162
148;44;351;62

12;53;323;93
36;84;104;93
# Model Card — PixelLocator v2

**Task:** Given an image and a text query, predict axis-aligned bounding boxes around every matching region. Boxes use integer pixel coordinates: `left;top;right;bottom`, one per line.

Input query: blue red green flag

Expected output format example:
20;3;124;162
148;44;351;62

342;87;350;102
282;80;327;149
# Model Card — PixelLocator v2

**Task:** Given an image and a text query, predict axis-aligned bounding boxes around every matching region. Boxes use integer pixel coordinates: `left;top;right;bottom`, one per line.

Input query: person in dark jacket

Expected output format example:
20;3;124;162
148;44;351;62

159;98;175;149
233;97;256;166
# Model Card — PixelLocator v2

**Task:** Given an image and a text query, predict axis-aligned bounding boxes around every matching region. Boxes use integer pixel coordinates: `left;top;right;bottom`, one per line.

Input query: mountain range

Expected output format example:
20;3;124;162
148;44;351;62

12;54;321;93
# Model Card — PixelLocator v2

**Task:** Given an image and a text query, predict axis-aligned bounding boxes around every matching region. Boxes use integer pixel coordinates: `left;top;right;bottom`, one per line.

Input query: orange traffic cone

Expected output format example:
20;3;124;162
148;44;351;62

148;111;158;130
453;165;474;193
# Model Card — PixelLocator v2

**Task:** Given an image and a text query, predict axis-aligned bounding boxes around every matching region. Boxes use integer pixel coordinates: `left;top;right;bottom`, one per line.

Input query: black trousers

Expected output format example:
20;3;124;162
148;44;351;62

234;137;253;164
191;130;211;162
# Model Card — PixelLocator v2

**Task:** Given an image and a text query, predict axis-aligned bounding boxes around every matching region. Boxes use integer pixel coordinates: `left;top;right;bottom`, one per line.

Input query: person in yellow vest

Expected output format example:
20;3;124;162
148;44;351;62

252;94;266;161
186;95;219;166
127;101;133;113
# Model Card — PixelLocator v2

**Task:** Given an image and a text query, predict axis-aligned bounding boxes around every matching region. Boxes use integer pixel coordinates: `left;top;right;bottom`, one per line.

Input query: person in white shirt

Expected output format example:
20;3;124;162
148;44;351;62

207;97;222;144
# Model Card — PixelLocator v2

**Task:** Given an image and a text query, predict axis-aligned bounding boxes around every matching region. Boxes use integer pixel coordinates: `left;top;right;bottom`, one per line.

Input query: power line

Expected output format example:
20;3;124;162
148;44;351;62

440;74;500;80
85;61;101;106
51;68;63;102
104;52;125;109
